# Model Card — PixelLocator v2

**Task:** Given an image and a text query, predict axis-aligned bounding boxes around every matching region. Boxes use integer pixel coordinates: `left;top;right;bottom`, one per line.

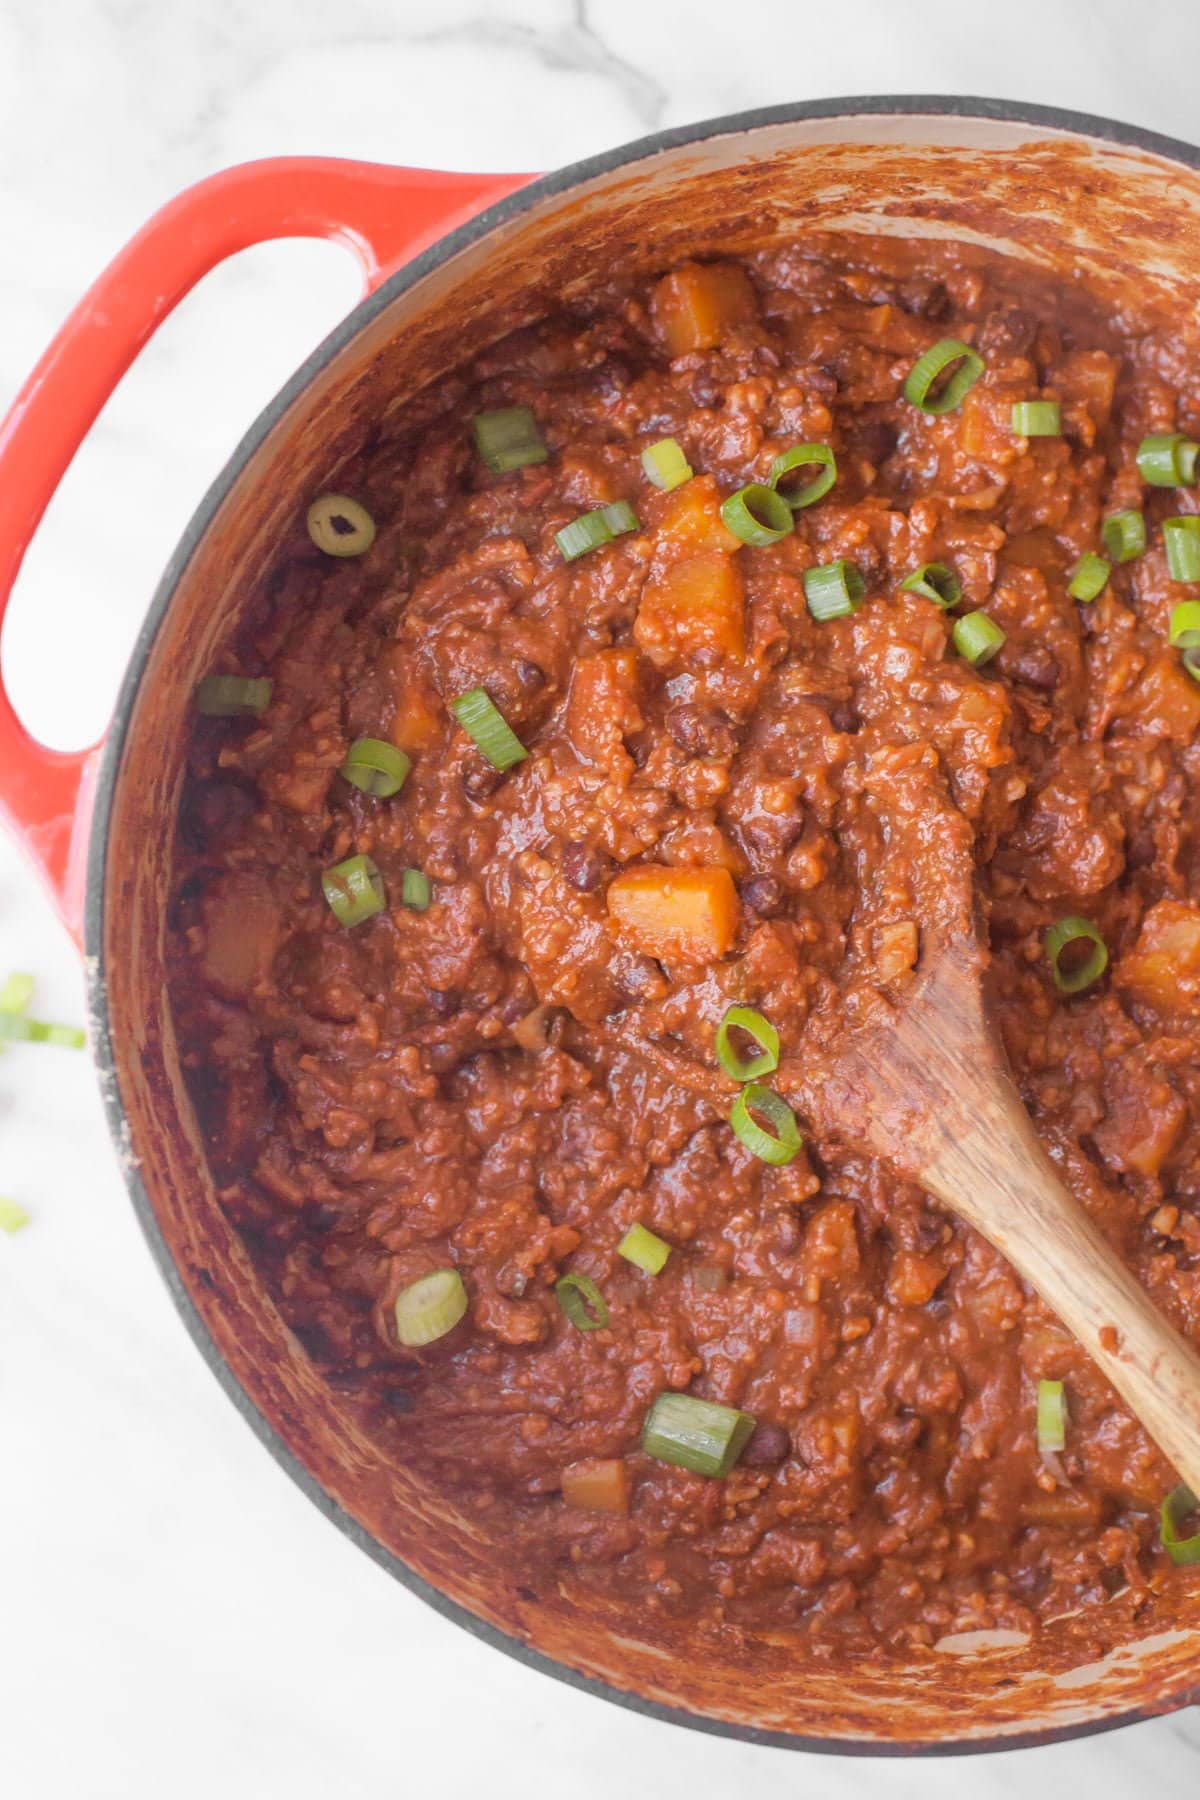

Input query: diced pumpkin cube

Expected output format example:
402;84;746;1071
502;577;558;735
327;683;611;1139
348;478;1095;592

561;1458;630;1515
804;1200;860;1279
873;919;920;982
607;864;740;963
886;1250;947;1308
566;648;642;766
388;653;443;752
1114;899;1200;1014
653;473;741;557
960;386;1021;463
634;551;745;667
652;260;758;356
1115;651;1200;744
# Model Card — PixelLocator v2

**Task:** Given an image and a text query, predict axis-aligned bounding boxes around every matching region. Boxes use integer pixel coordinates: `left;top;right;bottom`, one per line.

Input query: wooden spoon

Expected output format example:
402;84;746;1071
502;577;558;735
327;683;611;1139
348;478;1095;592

787;842;1200;1497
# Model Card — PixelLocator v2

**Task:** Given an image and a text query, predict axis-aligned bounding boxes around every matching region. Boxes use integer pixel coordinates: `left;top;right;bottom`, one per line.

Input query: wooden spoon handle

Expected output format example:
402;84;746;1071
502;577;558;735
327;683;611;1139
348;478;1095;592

926;1100;1200;1496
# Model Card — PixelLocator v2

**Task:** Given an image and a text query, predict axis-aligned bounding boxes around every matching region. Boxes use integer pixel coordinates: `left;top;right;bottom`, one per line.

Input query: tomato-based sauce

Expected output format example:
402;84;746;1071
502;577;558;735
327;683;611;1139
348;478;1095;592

169;234;1200;1655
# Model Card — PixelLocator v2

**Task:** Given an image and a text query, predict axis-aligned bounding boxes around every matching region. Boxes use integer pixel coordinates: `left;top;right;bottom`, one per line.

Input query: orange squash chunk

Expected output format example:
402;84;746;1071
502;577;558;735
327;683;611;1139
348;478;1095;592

561;1459;630;1515
652;260;758;356
1114;899;1200;1014
653;473;741;557
607;864;739;963
566;647;642;766
635;551;745;667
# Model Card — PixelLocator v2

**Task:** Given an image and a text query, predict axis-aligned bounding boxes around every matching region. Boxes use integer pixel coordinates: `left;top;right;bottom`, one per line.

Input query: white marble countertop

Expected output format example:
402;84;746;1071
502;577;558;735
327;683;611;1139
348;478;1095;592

3;1;1200;1794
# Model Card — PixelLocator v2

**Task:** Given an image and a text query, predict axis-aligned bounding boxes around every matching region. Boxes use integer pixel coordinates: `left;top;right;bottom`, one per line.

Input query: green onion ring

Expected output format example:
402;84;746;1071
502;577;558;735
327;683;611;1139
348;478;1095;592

194;675;273;718
307;493;376;557
555;1272;610;1331
1101;510;1146;564
394;1268;469;1347
902;338;985;415
340;737;412;798
729;1084;802;1165
1044;916;1108;995
952;610;1006;666
720;482;794;546
322;853;387;928
1163;517;1200;582
0;1198;30;1234
450;687;528;771
471;406;547;474
641;438;693;492
1136;432;1200;488
1161;1483;1200;1565
804;560;865;621
1169;600;1200;648
1011;400;1062;437
715;1004;780;1081
641;1391;757;1478
900;562;961;608
618;1223;671;1276
768;443;837;511
401;869;432;912
1067;553;1110;603
1036;1378;1068;1453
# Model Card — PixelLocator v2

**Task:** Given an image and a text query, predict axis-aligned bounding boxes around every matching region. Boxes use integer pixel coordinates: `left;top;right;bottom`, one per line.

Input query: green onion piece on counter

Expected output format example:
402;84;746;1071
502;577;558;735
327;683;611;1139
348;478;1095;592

715;1004;780;1081
952;610;1006;666
471;406;547;474
1163;517;1200;583
641;437;693;491
729;1084;802;1166
555;501;639;562
400;869;432;912
555;1272;609;1331
902;338;984;415
1011;400;1061;437
900;562;961;609
0;1013;85;1048
321;853;387;928
1160;1483;1200;1566
720;482;794;546
804;560;864;621
1169;600;1200;647
641;1392;757;1478
394;1268;469;1347
340;737;412;798
1044;916;1108;995
306;493;376;557
1067;553;1111;603
1036;1378;1068;1453
450;687;528;771
768;443;837;511
194;675;273;718
1101;509;1146;564
0;973;35;1015
0;1199;29;1235
618;1223;671;1276
1136;432;1200;488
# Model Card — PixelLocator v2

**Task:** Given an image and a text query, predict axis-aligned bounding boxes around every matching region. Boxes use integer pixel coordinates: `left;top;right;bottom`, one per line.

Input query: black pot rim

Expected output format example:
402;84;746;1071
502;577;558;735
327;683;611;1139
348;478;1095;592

85;94;1200;1758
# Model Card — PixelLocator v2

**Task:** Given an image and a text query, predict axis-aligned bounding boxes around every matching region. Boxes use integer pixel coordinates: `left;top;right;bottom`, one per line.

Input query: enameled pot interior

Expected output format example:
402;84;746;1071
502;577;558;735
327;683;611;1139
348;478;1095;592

95;108;1200;1750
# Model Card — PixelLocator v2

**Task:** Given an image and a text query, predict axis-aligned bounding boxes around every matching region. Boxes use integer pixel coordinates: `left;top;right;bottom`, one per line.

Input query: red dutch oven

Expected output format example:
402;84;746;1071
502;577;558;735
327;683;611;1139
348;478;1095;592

3;97;1200;1754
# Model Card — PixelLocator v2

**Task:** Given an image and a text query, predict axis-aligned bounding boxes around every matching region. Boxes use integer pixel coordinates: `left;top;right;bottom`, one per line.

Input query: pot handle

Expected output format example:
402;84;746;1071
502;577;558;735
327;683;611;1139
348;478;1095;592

0;156;531;942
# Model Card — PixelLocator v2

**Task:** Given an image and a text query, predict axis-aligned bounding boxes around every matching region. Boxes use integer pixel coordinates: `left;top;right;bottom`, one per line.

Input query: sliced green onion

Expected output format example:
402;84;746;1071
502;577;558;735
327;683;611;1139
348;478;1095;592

902;338;984;415
555;501;639;562
1067;552;1110;602
306;493;376;557
1163;517;1200;582
1036;1378;1068;1453
0;973;35;1015
0;1013;85;1048
340;737;411;798
0;1199;29;1235
194;675;273;718
952;610;1006;666
768;443;837;511
394;1268;468;1347
450;687;528;771
803;560;864;621
401;869;431;912
472;405;547;474
641;437;692;491
1102;509;1146;564
1160;1483;1200;1566
1011;401;1061;437
618;1223;671;1276
1169;600;1200;647
729;1083;802;1166
555;1272;609;1331
720;482;793;546
1044;916;1108;995
641;1391;756;1478
715;1004;780;1081
1136;432;1199;488
900;562;961;608
322;853;386;927
1183;647;1200;684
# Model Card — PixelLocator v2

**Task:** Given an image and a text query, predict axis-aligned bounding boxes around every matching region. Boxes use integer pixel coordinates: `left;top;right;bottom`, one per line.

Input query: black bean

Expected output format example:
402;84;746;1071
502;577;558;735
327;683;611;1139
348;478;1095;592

898;278;951;321
999;641;1060;691
665;703;735;759
741;1422;791;1468
426;987;461;1019
515;659;545;690
852;419;898;468
977;307;1037;358
562;841;611;892
742;875;785;917
381;1385;415;1415
462;762;504;803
